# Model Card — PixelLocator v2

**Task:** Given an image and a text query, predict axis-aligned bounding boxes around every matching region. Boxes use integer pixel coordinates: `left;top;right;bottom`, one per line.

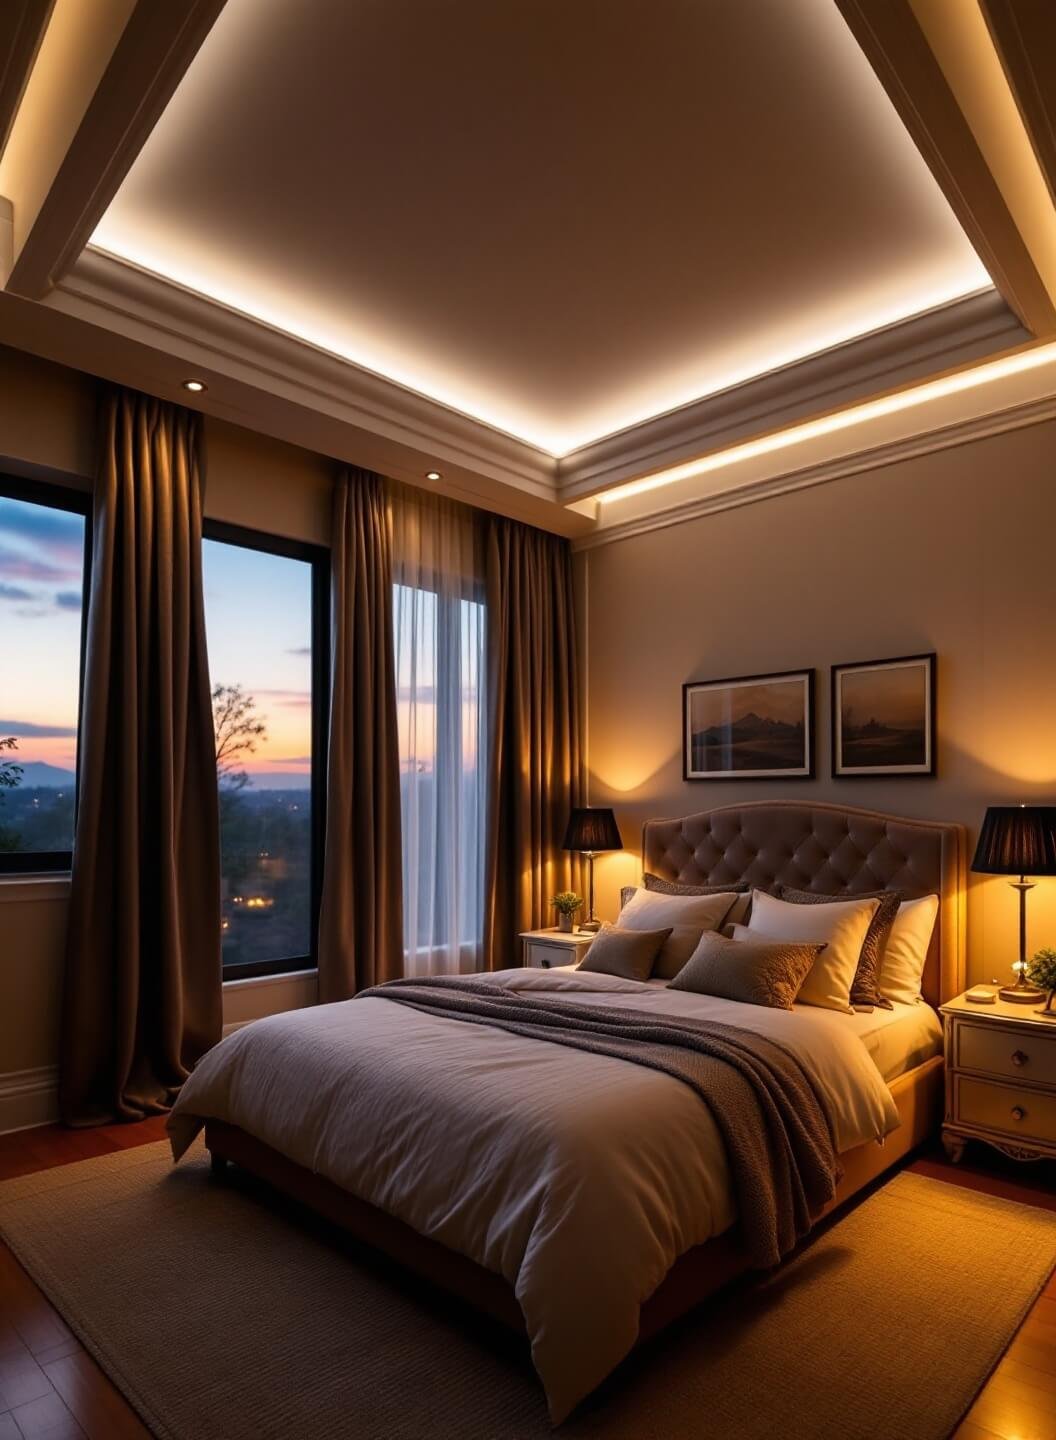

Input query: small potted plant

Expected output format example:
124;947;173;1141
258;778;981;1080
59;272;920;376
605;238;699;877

550;891;583;934
1027;947;1056;1017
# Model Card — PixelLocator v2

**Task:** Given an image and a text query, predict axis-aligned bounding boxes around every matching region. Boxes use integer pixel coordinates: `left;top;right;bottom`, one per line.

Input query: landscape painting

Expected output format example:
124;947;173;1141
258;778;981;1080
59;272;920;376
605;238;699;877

683;669;813;780
832;653;935;777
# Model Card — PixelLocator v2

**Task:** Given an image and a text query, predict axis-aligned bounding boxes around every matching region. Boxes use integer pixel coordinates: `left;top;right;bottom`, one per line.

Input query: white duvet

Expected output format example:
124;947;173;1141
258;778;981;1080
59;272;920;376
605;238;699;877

168;968;901;1422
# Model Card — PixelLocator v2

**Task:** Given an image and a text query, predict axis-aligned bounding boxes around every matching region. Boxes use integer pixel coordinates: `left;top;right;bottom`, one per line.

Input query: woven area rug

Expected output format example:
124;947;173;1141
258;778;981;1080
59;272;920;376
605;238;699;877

1;1141;1054;1440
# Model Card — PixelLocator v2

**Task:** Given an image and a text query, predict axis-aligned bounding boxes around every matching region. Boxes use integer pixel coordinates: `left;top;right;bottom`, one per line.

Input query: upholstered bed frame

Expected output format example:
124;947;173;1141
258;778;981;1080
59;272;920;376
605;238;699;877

206;801;967;1353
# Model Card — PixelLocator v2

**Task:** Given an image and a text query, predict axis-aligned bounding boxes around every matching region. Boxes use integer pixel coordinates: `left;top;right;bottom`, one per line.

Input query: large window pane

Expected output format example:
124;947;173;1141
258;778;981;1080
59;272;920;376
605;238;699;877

203;536;315;970
0;485;86;866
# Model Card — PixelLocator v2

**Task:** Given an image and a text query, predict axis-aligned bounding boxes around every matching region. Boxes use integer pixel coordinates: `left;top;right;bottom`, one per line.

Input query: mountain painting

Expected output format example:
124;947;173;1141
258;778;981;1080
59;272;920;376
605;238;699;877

833;654;934;776
684;671;813;779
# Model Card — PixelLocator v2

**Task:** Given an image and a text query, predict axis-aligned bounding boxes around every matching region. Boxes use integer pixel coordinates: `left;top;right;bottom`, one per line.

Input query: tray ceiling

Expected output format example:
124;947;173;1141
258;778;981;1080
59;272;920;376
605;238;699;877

89;0;990;456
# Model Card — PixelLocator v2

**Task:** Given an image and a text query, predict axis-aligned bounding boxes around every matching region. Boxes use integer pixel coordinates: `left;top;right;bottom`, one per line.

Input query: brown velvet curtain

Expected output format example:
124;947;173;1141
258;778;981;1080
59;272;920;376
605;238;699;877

483;517;583;969
60;389;221;1126
318;466;404;1000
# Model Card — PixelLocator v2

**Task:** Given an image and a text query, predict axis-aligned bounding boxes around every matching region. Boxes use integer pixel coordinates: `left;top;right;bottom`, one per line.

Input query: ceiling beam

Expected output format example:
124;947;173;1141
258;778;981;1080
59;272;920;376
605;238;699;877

1;0;225;300
0;0;54;159
835;0;1056;337
980;0;1056;209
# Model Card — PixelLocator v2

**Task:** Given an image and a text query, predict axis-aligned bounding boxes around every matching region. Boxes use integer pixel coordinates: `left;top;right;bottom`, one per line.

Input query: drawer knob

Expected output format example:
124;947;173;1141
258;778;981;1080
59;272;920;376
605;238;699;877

1011;1050;1028;1067
1011;1106;1026;1122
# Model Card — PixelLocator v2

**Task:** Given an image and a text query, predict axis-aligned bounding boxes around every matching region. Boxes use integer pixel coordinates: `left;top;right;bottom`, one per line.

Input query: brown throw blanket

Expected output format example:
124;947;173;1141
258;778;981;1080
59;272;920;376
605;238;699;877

358;977;842;1268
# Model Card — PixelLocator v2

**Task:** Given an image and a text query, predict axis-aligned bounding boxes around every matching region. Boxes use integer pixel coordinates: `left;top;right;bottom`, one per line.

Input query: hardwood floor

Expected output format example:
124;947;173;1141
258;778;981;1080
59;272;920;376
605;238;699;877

0;1118;167;1439
0;1120;1051;1439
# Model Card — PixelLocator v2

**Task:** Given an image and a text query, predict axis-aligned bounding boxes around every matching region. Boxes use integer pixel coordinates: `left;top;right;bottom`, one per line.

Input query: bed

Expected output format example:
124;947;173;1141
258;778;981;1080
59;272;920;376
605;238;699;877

169;801;965;1422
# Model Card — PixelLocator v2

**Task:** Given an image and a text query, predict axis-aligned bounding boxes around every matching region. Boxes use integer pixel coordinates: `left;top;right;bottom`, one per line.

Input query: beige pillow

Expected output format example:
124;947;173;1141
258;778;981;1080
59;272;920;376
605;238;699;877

621;877;751;928
617;887;740;980
579;923;671;982
670;930;824;1010
878;894;939;1005
740;889;881;1013
777;885;902;1009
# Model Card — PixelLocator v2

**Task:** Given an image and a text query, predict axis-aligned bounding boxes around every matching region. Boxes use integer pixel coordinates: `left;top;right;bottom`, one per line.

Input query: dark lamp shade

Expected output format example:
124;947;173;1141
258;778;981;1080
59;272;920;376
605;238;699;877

562;807;623;853
971;806;1056;876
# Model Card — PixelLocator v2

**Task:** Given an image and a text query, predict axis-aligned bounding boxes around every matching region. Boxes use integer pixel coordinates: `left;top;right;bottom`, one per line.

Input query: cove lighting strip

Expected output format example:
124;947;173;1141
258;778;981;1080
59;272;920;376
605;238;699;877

598;341;1056;505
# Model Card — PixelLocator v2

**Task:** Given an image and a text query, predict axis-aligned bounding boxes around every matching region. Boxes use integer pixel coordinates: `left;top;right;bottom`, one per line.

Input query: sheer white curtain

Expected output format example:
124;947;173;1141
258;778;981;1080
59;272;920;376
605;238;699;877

391;486;487;975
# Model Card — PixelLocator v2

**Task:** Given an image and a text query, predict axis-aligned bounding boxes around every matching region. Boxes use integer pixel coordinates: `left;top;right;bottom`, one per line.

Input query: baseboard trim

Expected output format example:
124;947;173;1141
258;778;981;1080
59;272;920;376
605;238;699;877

0;1066;59;1134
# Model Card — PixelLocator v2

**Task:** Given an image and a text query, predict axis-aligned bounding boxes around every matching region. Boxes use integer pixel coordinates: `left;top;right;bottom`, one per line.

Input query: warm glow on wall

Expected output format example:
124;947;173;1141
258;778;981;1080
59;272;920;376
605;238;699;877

599;341;1056;506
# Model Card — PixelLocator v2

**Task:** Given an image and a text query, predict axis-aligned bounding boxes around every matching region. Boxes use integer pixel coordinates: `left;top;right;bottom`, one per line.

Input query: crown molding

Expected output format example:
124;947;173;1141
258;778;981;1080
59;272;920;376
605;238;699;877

51;248;558;501
556;289;1027;502
573;390;1056;552
0;0;53;160
5;0;228;298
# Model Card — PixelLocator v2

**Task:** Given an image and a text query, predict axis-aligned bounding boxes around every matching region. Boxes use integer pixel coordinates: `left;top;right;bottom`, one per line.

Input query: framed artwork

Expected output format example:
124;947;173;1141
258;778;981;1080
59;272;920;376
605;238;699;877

682;669;814;780
831;652;936;778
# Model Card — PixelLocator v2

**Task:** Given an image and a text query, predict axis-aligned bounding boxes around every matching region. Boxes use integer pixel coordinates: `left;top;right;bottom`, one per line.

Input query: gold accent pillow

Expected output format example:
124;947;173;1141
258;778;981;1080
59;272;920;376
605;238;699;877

777;885;902;1010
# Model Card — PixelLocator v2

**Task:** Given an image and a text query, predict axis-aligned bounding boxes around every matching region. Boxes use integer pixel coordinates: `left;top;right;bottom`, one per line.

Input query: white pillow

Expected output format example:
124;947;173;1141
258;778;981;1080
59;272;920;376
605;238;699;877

741;889;881;1013
878;894;939;1006
617;888;740;980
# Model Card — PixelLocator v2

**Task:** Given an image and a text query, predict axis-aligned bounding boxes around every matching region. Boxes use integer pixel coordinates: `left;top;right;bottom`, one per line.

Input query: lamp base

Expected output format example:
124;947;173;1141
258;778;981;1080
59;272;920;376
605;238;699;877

999;983;1046;1004
578;918;602;933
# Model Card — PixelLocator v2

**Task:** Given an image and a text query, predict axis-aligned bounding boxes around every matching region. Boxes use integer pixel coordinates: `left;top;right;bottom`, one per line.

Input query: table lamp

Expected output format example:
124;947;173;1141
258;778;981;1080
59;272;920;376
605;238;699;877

971;805;1056;1003
562;807;623;932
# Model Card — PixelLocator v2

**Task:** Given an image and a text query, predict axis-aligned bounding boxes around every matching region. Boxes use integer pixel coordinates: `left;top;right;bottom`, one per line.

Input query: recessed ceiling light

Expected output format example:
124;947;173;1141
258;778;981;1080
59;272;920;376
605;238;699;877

182;379;207;392
425;470;442;481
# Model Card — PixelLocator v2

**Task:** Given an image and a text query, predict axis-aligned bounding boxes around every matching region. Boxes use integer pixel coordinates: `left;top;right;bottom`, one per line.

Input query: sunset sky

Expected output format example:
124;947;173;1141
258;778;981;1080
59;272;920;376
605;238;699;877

202;538;312;782
0;496;86;773
2;496;488;785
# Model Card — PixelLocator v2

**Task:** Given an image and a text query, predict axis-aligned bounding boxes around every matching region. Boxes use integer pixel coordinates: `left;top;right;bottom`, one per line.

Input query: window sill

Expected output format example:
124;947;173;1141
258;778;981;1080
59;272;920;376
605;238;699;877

222;968;319;990
0;874;71;903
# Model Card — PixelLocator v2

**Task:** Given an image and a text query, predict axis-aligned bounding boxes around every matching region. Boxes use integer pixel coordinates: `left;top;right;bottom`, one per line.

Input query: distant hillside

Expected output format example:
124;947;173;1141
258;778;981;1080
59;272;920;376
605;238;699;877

240;771;312;791
9;761;76;789
695;711;803;743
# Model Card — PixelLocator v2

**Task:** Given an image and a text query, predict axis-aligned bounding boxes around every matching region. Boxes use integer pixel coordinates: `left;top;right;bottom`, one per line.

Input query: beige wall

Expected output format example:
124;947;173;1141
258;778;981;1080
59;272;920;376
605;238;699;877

0;347;329;1125
580;417;1056;987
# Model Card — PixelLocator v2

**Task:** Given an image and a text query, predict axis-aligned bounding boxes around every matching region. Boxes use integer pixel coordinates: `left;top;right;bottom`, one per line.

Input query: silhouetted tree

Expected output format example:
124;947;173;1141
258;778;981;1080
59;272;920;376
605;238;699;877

0;737;23;851
212;684;267;792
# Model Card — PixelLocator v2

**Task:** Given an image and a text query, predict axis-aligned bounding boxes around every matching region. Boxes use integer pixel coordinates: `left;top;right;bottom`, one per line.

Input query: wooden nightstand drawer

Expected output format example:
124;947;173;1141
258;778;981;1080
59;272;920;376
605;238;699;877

954;1075;1056;1147
955;1021;1056;1086
524;941;570;969
520;929;594;969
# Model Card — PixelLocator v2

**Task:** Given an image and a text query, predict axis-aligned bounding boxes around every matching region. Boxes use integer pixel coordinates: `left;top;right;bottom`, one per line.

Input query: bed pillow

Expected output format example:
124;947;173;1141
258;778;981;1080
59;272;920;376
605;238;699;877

878;894;939;1005
670;930;824;1010
777;885;902;1010
621;876;752;928
578;923;672;982
740;889;881;1013
617;887;741;979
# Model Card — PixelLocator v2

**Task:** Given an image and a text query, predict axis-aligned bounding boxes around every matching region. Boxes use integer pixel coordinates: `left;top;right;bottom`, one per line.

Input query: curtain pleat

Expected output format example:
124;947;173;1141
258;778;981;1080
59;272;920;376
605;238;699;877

318;467;403;1000
59;389;221;1126
483;517;583;969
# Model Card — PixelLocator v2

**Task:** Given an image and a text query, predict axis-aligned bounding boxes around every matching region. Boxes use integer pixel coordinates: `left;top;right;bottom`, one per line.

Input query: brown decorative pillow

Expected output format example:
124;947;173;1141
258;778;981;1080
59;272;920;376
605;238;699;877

777;885;902;1009
578;923;672;982
669;930;824;1010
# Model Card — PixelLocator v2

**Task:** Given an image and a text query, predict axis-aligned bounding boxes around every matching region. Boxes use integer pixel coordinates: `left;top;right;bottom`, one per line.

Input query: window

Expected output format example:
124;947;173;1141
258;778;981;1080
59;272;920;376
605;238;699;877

202;521;328;978
0;475;89;874
393;581;487;974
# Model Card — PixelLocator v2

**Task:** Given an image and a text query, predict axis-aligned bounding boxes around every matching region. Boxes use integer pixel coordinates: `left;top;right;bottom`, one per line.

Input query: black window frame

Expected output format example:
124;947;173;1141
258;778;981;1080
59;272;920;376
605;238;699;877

0;472;91;876
203;518;329;982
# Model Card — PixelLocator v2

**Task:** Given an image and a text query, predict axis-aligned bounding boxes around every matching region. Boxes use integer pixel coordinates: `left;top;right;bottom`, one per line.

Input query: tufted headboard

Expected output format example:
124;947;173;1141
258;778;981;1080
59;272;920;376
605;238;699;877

642;800;966;1007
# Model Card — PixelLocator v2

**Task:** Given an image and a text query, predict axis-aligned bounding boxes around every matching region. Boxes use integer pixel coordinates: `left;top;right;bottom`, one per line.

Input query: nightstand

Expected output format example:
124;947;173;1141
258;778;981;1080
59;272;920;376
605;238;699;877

520;928;594;970
940;992;1056;1164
